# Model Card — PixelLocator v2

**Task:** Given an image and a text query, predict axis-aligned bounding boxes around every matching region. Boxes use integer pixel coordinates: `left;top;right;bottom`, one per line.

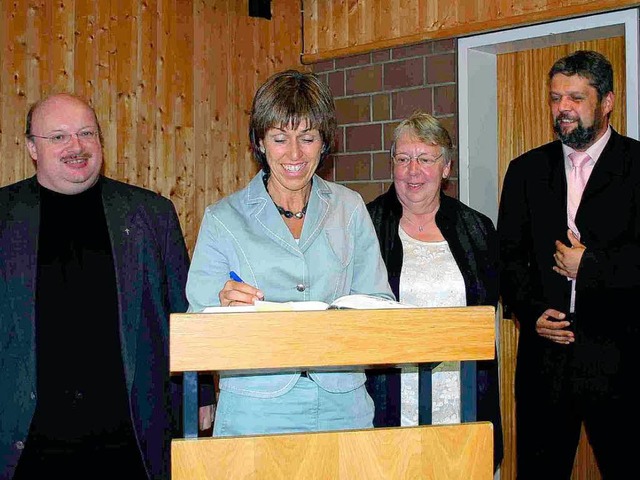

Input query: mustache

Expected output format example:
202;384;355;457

556;113;578;122
61;153;91;161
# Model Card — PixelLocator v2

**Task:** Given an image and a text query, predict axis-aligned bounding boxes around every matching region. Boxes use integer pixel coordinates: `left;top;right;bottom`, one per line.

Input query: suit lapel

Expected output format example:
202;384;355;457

250;173;309;254
248;173;331;254
545;142;571;235
1;178;40;365
101;178;139;392
575;130;624;232
298;176;331;252
582;130;624;200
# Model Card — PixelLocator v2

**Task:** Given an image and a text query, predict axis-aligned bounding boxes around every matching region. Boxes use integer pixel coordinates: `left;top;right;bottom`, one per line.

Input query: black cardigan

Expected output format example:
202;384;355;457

366;185;504;470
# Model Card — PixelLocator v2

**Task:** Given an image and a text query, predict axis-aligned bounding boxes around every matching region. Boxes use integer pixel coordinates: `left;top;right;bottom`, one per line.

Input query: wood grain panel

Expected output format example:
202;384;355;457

94;1;115;181
0;0;304;255
497;37;625;480
115;1;137;183
170;306;495;373
0;0;31;184
47;1;74;92
353;0;374;49
136;0;158;191
172;306;496;479
301;0;638;63
172;423;494;479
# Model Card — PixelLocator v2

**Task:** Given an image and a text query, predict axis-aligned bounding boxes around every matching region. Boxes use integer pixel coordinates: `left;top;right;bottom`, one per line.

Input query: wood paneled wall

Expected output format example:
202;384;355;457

302;0;639;63
0;0;304;253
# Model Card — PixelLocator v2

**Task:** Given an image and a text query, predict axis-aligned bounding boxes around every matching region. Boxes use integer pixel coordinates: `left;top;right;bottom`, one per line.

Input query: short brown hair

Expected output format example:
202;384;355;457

549;50;613;102
249;70;336;173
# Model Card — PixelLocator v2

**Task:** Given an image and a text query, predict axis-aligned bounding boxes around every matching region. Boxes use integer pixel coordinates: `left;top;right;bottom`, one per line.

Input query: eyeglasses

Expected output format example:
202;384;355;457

392;153;444;168
29;129;100;145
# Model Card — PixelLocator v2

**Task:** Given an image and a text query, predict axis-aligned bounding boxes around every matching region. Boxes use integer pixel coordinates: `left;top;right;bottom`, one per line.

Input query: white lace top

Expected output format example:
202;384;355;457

398;225;466;426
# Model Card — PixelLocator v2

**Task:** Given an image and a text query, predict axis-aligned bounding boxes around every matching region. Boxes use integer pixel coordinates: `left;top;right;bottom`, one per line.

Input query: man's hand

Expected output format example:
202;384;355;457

553;229;585;279
535;308;574;344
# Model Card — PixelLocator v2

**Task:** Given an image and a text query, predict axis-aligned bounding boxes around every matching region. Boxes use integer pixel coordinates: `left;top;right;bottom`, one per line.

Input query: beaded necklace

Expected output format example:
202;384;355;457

263;174;309;219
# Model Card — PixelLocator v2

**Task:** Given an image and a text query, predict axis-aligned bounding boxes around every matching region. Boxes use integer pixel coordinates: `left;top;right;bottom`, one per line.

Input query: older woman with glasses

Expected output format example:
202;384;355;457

365;111;504;471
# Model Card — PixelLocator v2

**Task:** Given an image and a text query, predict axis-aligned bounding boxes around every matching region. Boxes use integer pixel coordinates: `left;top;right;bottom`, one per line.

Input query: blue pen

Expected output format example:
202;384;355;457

229;271;244;283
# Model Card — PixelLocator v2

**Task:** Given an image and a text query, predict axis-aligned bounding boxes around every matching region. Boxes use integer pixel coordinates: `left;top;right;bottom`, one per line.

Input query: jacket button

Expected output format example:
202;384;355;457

30;392;36;400
296;284;305;292
15;441;24;450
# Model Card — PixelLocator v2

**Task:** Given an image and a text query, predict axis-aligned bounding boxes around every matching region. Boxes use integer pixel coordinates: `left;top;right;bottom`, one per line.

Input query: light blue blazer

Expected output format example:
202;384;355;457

186;171;394;397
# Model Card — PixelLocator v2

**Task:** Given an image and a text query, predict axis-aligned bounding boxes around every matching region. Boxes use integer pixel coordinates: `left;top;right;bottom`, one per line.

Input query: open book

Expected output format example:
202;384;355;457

202;294;413;313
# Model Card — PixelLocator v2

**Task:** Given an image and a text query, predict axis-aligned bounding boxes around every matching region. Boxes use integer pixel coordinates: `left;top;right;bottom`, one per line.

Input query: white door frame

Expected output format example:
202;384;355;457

458;8;639;224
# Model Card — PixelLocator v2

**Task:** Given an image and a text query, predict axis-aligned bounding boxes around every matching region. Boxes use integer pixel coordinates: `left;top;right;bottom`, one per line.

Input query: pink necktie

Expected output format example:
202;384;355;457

567;151;591;238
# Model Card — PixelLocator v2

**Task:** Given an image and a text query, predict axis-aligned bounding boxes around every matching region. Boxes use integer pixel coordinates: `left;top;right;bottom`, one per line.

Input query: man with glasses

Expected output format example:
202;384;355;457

0;93;191;479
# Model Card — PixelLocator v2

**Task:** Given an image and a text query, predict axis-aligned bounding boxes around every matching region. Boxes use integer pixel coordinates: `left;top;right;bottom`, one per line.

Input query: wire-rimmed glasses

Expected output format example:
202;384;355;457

392;152;444;168
29;128;100;145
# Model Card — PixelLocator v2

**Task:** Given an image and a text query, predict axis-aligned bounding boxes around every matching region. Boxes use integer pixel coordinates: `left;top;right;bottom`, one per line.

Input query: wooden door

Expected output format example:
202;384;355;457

496;37;626;480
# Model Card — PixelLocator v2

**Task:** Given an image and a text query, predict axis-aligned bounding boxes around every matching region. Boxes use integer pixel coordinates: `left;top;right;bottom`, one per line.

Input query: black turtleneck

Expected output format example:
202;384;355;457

15;180;146;478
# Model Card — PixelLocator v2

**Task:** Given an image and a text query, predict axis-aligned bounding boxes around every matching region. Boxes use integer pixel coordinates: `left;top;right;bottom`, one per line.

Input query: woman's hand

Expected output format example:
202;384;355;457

218;279;264;306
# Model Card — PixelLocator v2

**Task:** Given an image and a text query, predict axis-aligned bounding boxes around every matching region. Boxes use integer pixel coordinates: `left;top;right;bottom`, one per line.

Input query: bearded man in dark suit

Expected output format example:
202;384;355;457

498;50;640;479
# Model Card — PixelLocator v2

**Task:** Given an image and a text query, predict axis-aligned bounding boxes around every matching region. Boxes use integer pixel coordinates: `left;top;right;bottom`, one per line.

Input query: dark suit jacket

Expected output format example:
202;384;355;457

498;128;640;402
0;176;190;479
366;185;504;470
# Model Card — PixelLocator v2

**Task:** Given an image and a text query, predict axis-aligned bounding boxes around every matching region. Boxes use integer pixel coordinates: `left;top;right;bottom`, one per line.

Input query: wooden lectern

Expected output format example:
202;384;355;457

170;306;495;479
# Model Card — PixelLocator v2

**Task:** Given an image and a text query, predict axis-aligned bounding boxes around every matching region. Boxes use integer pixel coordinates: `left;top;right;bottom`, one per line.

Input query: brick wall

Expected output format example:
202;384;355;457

312;38;458;204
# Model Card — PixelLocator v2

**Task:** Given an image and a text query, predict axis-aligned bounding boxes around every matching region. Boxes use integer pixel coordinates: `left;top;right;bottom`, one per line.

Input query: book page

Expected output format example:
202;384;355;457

254;300;330;311
200;295;410;313
201;305;259;313
329;294;414;310
202;300;330;313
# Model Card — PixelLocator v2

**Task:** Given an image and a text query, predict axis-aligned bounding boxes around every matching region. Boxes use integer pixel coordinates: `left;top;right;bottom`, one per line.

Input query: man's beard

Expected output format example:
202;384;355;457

553;112;603;150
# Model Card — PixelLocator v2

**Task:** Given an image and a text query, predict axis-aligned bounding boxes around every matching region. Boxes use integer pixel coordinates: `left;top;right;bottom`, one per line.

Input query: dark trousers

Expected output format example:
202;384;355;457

13;438;148;480
516;389;638;479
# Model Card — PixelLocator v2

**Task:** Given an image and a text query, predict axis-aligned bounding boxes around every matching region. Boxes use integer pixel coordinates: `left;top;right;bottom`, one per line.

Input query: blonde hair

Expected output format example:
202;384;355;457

390;111;452;164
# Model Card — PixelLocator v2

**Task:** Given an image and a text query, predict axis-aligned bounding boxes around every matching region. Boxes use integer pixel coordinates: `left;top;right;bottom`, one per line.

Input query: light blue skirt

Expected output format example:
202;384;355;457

213;376;374;436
